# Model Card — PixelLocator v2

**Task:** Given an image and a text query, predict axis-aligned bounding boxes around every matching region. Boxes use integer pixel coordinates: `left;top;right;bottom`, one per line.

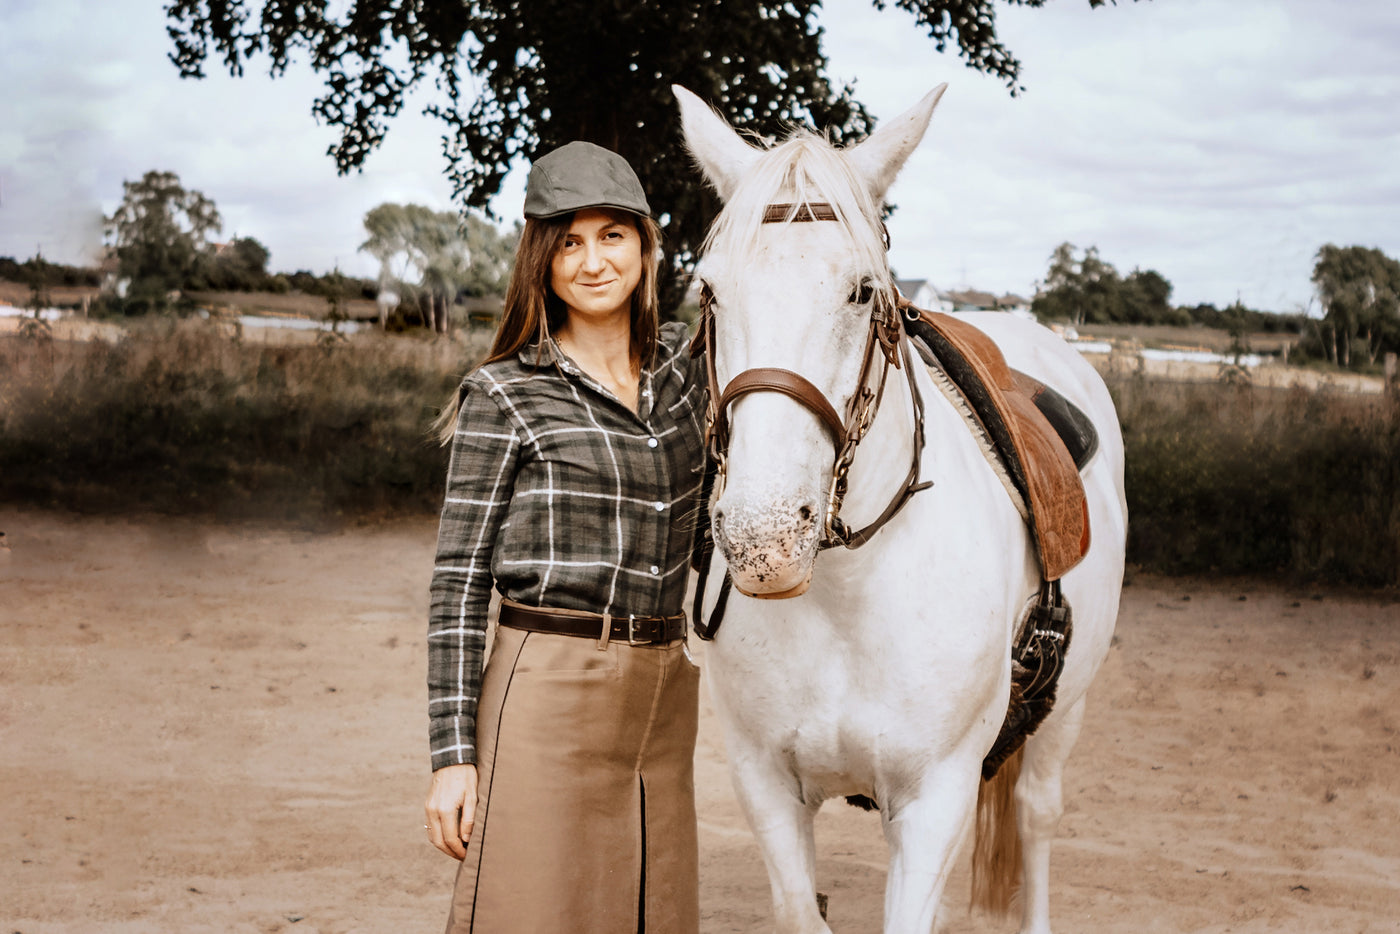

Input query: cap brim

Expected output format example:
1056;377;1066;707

525;201;651;220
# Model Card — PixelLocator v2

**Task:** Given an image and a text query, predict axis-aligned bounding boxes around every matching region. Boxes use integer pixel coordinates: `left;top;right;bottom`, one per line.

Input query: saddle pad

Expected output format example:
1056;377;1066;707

1012;372;1100;472
904;309;1091;581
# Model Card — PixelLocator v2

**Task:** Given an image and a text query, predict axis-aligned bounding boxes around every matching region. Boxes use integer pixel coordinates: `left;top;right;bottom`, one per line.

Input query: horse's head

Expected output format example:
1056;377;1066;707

676;84;945;597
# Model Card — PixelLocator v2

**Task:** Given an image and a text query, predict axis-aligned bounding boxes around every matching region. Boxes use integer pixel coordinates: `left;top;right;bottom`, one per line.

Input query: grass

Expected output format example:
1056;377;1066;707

186;290;380;321
3;321;1397;586
1110;373;1400;587
1073;322;1299;355
0;320;486;522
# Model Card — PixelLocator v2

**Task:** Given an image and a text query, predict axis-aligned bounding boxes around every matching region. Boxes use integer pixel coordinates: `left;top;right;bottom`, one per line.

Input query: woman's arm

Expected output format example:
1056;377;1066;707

425;379;520;856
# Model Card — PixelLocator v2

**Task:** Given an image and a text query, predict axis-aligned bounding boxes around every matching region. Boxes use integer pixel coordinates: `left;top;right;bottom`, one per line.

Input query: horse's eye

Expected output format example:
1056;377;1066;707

848;279;874;305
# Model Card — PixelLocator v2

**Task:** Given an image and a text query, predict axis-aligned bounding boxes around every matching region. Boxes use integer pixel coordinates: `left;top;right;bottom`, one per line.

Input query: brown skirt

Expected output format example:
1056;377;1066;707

445;624;700;934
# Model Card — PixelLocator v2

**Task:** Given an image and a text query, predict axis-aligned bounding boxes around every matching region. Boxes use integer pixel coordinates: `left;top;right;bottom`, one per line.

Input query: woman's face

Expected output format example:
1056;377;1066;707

549;208;643;325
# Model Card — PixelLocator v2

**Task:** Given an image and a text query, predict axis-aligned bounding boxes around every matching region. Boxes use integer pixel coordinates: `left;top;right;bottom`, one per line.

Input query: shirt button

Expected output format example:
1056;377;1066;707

653;501;665;512
650;565;660;575
647;437;658;448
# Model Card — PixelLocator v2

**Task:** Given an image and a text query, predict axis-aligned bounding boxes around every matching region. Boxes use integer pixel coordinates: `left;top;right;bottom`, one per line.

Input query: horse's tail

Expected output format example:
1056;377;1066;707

971;746;1023;915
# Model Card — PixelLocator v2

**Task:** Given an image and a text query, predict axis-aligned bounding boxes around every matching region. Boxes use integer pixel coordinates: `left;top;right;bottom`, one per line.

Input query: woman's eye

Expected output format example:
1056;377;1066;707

848;280;874;304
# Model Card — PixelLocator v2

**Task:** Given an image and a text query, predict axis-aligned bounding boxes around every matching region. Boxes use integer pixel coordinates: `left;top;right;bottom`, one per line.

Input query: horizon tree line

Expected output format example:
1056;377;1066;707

6;170;1397;369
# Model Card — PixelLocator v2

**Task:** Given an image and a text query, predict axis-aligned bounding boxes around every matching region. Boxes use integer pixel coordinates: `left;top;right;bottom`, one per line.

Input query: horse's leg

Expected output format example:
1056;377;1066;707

1015;696;1087;934
879;764;982;934
728;753;829;934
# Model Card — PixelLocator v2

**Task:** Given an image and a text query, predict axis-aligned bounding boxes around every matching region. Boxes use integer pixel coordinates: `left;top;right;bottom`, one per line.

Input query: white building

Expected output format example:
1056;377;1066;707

895;278;954;313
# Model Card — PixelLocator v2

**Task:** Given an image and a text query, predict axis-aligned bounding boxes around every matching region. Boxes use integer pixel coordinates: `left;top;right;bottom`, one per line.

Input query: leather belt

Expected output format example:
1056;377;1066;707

498;600;686;647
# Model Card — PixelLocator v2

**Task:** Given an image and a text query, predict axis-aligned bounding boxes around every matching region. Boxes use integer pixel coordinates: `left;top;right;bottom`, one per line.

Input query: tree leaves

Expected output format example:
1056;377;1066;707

1032;241;1177;326
105;170;222;302
360;203;518;330
1312;244;1400;367
165;1;1140;311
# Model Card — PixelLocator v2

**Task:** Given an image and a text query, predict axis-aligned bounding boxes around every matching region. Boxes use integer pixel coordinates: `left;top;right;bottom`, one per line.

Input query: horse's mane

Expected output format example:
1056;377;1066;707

701;131;892;289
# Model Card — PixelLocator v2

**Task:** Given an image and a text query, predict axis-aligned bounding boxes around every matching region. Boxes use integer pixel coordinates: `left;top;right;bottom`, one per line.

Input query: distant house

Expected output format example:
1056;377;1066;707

946;289;1000;311
895;278;954;313
945;289;1036;321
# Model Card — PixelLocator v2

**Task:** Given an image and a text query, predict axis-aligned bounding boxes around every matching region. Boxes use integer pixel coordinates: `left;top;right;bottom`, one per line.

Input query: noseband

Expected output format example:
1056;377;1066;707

692;201;931;556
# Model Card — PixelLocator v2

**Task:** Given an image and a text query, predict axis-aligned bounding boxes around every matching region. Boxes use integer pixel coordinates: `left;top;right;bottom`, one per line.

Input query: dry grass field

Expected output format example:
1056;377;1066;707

1;278;1307;351
0;282;378;321
1073;321;1301;355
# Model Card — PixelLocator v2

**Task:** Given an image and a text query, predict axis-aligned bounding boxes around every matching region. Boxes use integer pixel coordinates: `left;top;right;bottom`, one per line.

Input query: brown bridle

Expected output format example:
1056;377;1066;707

690;201;932;556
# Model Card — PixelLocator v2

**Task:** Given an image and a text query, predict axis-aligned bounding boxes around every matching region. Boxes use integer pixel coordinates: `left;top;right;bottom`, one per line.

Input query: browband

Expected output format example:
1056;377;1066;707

761;202;840;223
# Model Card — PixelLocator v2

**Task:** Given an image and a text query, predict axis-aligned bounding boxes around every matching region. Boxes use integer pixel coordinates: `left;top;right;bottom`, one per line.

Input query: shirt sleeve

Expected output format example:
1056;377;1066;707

427;378;521;771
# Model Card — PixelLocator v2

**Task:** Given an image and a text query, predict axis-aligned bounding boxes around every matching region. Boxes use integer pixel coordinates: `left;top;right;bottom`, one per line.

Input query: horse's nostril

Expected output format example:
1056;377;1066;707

798;505;813;522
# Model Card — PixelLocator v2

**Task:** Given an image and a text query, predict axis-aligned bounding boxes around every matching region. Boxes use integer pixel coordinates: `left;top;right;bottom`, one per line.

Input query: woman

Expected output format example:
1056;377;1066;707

424;141;707;934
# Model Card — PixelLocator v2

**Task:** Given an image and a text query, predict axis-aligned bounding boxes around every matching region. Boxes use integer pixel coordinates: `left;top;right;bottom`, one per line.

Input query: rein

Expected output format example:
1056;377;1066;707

691;201;932;638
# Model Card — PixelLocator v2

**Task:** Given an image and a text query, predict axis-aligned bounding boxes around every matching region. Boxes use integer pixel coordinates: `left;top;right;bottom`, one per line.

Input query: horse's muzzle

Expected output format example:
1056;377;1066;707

711;497;820;597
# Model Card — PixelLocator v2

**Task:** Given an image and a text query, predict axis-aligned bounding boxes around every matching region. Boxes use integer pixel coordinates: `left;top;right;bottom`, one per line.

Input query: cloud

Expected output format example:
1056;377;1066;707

821;0;1400;310
2;0;1396;311
0;0;458;277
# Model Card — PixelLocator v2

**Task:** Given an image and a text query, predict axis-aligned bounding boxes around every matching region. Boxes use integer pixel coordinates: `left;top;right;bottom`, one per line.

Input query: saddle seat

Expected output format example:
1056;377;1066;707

903;306;1095;582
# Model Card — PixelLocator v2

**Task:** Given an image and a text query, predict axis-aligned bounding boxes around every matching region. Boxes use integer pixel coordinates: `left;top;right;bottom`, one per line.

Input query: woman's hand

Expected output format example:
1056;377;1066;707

425;763;478;860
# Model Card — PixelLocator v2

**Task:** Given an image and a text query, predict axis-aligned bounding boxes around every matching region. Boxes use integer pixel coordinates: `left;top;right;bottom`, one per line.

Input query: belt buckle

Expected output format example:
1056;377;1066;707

627;614;639;646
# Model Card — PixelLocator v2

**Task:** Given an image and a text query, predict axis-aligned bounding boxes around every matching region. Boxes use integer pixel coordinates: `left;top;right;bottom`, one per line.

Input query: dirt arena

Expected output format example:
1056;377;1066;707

2;510;1397;933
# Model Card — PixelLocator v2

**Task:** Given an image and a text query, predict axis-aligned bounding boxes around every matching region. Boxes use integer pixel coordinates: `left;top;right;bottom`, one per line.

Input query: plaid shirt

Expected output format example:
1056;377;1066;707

428;321;707;770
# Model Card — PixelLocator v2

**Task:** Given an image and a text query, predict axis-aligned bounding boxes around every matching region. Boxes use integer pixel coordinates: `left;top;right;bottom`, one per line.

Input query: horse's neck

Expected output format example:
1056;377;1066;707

841;347;1005;539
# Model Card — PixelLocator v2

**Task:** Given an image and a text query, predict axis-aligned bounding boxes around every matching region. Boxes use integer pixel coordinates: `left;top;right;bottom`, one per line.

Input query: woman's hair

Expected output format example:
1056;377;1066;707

434;209;663;445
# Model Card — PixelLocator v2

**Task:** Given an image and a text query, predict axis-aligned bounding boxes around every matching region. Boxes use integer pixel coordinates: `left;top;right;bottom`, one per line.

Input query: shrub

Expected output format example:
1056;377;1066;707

1112;373;1399;587
0;322;487;522
4;325;1397;587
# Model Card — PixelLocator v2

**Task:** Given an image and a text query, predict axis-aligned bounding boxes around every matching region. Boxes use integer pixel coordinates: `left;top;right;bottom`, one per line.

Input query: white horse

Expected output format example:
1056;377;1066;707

675;84;1128;934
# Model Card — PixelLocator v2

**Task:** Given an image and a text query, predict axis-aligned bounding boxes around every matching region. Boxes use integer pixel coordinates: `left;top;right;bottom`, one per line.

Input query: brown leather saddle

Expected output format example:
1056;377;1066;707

903;306;1101;780
904;306;1094;582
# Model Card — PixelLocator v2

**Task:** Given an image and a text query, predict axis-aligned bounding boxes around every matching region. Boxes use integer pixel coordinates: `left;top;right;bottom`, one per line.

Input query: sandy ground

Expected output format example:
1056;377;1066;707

2;509;1398;934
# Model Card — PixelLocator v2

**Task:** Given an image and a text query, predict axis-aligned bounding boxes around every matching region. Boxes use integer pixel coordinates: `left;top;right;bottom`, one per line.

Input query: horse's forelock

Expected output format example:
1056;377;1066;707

701;132;892;289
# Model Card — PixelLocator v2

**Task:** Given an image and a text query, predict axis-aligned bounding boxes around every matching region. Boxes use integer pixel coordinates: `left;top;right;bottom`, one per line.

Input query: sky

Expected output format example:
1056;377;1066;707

2;0;1397;313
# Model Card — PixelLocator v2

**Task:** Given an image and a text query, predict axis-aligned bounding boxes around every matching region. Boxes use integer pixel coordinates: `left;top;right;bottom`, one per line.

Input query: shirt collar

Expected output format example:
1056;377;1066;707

518;334;657;418
517;335;575;373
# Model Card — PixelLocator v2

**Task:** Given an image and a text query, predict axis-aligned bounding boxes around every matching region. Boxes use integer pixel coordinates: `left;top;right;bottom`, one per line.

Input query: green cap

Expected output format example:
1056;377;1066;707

523;141;651;220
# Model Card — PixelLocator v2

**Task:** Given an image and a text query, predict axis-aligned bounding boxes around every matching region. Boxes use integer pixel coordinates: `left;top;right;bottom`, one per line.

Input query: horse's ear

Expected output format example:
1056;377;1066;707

846;84;947;202
673;85;762;203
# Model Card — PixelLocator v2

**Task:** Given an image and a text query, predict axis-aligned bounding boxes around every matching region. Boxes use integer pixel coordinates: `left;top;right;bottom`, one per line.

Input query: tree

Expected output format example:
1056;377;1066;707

360;204;516;333
105;170;221;312
1034;243;1179;326
1312;244;1400;367
166;0;1138;312
192;236;272;291
1123;268;1172;323
1033;242;1120;325
460;215;520;298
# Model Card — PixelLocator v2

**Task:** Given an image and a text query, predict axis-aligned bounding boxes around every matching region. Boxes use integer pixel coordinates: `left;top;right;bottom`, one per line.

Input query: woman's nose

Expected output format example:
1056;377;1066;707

581;241;606;274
